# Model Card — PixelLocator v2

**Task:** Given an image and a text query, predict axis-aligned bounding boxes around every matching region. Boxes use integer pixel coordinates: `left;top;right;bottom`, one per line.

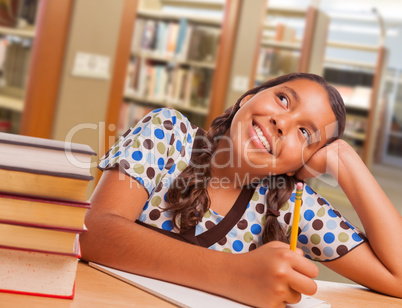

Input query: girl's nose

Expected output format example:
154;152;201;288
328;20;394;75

270;115;288;136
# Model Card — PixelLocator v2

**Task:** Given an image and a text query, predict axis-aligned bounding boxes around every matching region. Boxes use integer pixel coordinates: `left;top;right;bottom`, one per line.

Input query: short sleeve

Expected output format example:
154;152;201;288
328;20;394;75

98;108;196;195
281;184;366;262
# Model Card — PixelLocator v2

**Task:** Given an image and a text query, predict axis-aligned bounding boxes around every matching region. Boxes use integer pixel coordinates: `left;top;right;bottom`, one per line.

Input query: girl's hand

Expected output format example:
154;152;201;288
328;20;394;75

233;241;318;307
296;139;353;181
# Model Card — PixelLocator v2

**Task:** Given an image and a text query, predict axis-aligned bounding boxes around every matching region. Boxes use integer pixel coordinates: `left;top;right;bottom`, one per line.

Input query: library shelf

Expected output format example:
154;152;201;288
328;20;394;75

131;51;216;69
0;94;24;112
124;92;209;116
325;58;377;70
0;26;36;39
255;5;329;87
322;8;387;168
267;5;307;18
260;40;301;52
343;130;366;142
120;1;224;132
162;0;308;18
138;9;221;27
327;40;378;53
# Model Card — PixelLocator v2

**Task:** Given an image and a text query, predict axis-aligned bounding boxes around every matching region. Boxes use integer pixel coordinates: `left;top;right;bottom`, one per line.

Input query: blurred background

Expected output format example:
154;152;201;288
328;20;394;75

0;0;401;284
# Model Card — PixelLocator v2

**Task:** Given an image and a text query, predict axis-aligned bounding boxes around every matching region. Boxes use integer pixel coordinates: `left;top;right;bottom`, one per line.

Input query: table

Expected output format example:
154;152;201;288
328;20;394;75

0;261;401;307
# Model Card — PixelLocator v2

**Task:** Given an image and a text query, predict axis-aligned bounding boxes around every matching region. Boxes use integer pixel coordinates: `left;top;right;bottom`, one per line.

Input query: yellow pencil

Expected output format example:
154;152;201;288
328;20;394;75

290;182;303;251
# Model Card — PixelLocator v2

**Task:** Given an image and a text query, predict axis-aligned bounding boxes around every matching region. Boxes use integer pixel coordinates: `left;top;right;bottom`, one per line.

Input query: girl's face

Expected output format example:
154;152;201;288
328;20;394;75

228;79;337;178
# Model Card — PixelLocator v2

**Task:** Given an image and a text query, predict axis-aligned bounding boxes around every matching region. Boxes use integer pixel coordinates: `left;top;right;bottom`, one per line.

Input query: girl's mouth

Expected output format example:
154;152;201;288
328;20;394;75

250;122;273;154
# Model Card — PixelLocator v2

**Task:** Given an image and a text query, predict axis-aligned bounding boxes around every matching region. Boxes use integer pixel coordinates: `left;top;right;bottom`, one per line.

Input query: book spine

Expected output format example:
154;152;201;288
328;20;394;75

0;219;87;233
0;244;80;258
0;164;94;181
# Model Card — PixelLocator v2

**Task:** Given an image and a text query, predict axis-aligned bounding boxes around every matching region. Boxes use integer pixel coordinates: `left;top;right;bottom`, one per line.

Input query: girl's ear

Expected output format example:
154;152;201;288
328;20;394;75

239;94;254;107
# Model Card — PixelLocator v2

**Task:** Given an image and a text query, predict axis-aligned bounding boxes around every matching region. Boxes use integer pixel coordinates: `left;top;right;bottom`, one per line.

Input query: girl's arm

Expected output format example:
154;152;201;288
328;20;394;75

80;168;318;308
299;140;402;297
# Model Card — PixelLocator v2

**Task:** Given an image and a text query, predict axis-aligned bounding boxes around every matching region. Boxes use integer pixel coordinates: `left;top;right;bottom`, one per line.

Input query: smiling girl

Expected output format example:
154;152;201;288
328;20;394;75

80;73;402;307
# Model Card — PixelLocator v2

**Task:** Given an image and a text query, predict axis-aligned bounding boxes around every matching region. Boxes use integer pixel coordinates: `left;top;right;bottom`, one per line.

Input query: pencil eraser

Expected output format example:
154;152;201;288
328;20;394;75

296;182;304;190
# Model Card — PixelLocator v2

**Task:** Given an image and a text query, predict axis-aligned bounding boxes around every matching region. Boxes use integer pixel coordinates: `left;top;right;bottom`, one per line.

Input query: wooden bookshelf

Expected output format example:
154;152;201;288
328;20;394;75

323;46;388;168
131;51;216;69
124;92;209;116
254;5;330;86
381;70;402;165
0;1;36;133
0;0;74;138
0;24;37;132
137;8;221;27
0;26;36;39
117;0;228;132
0;93;24;112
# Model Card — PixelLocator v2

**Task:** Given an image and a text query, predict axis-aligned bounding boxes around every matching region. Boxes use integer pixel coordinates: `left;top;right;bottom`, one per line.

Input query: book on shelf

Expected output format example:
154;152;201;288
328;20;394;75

18;0;39;25
0;192;90;230
186;25;219;64
125;59;212;110
131;17;219;63
324;68;374;87
0;239;80;299
0;0;19;27
0;37;8;72
0;132;96;202
1;36;33;90
0;109;12;132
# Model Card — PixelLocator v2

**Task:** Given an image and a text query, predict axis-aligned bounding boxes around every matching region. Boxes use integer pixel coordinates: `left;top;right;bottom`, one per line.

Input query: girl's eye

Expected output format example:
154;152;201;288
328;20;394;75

278;94;289;108
300;128;311;143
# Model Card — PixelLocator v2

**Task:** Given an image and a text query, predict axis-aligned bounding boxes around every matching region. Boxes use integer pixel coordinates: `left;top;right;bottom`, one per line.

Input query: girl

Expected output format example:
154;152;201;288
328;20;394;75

80;73;402;308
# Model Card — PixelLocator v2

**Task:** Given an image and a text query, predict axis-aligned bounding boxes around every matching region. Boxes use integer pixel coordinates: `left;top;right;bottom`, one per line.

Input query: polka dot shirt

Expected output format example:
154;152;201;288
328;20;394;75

98;108;365;261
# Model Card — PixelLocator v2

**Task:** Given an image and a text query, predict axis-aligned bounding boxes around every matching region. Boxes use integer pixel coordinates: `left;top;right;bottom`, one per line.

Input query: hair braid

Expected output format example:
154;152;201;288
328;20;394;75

165;107;238;231
262;175;296;243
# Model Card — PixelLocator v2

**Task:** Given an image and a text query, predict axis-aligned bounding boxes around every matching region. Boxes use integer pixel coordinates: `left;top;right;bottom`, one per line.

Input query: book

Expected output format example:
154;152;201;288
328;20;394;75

0;220;83;256
0;192;90;230
0;0;19;27
18;0;39;26
0;242;79;298
89;262;331;308
0;132;96;201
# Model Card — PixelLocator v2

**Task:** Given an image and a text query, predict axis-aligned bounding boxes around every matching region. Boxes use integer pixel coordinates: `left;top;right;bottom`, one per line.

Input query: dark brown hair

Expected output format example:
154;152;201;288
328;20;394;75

165;72;346;243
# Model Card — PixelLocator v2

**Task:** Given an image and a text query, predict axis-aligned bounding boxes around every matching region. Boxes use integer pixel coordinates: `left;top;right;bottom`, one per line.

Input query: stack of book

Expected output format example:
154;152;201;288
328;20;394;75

0;132;96;299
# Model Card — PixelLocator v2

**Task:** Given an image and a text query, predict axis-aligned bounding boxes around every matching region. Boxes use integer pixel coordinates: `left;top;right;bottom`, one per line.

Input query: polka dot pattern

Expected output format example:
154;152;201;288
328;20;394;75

280;185;366;261
98;108;366;259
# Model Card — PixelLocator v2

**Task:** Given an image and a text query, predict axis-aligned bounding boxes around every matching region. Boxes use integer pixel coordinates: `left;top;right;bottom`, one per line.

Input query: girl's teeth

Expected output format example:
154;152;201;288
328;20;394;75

253;125;271;153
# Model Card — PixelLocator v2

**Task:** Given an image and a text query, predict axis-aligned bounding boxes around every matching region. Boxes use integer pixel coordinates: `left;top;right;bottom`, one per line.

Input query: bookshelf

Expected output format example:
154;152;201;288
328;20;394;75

381;69;402;166
0;0;74;138
255;4;330;85
0;2;38;134
323;16;388;169
117;1;226;132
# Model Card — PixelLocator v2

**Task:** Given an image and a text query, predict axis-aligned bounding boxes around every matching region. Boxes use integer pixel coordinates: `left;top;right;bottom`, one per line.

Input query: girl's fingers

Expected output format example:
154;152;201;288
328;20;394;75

284;287;303;305
292;254;319;278
288;270;318;296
